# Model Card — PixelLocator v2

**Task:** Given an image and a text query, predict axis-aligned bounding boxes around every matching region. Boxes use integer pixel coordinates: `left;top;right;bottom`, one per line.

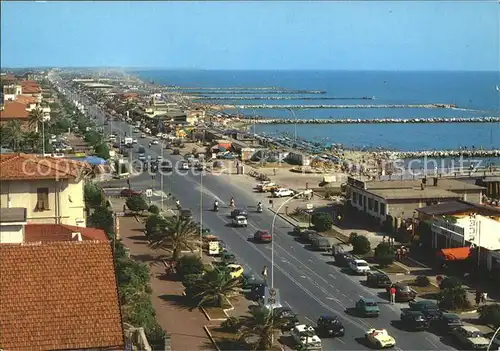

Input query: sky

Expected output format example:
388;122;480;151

1;1;499;71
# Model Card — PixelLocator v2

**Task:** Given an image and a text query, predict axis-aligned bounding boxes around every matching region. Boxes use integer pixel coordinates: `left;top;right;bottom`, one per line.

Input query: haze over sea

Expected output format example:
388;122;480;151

134;70;500;151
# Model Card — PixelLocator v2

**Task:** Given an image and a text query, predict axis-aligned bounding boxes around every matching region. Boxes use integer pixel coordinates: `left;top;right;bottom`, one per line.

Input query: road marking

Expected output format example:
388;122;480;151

308;259;314;263
304;316;315;324
326;297;335;300
425;337;438;348
336;338;345;344
283;301;292;308
328;273;336;280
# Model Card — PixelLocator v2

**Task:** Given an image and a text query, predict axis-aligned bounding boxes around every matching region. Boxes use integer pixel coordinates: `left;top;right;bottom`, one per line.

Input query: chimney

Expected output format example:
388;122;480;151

421;183;425;190
433;177;438;187
71;232;82;241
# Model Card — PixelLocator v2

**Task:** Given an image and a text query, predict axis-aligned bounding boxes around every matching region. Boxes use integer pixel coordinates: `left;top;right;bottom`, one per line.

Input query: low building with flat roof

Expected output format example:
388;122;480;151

347;176;485;221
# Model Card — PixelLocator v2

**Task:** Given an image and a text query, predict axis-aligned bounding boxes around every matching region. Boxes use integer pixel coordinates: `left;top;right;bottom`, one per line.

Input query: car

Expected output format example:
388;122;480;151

291;324;322;350
221;251;237;264
152;139;159;145
132;138;138;144
366;272;392;288
140;133;146;138
400;309;430;330
172;149;180;155
179;162;189;170
486;331;500;350
300;229;319;242
334;252;355;267
120;188;142;197
232;215;248;227
316;315;345;337
388;283;417;302
274;307;300;330
157;155;163;161
365;329;396;349
431;312;463;333
451;326;490;350
356;297;380;317
311;237;331;251
226;264;244;279
273;188;294;197
160;161;173;171
256;182;278;192
230;209;248;218
254;230;272;243
179;209;192;219
409;300;439;313
349;259;371;275
241;272;267;290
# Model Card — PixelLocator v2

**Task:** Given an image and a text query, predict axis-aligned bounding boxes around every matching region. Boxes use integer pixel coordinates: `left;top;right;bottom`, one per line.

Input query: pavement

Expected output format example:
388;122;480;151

67;84;459;350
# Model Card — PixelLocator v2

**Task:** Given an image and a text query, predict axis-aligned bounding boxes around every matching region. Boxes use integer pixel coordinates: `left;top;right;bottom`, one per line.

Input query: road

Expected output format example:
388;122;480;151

52;76;454;351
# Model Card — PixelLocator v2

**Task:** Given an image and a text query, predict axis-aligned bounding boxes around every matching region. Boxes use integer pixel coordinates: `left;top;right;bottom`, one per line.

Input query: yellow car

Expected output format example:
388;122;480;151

365;329;396;349
226;264;244;279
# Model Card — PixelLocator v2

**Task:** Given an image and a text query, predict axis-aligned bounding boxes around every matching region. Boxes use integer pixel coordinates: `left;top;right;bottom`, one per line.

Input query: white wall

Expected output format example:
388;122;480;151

0;224;24;243
436;215;500;250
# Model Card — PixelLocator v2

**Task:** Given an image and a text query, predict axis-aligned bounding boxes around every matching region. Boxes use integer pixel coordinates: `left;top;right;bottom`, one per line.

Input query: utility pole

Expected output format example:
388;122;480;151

200;169;203;259
161;143;164;212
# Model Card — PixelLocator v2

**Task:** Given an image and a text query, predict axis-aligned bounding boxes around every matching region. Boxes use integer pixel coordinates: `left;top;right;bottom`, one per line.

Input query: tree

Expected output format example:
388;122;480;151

148;204;160;214
311;212;333;232
176;254;204;279
351;235;371;255
84;130;102;146
28;108;44;132
237;307;287;350
94;142;110;159
478;304;500;328
87;205;114;234
438;284;471;310
148;216;200;261
126;195;149;214
145;214;168;238
84;182;105;209
4;120;23;151
374;242;395;267
193;270;241;308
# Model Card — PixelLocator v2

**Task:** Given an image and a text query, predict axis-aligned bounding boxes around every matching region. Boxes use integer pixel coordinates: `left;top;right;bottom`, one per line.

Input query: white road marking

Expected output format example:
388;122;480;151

336;337;345;344
425;337;438;348
328;273;336;279
304;316;316;324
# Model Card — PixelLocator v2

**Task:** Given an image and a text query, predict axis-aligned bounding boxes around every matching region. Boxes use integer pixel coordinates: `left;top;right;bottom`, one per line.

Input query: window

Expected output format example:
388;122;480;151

368;198;373;210
36;187;49;211
380;203;386;215
374;200;379;213
352;192;357;204
358;193;363;205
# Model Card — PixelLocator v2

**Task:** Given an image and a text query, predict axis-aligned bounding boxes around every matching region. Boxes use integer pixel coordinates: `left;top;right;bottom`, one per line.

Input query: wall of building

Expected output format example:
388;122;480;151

0;179;85;226
0;224;24;243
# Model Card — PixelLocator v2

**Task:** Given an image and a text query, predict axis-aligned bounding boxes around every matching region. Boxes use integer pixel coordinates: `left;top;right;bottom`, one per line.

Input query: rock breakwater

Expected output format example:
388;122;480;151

191;96;375;101
248;116;500;124
390;150;500;159
230;103;457;109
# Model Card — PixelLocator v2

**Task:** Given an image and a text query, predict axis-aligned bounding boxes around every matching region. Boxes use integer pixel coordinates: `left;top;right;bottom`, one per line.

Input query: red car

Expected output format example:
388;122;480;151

120;189;142;197
254;230;272;243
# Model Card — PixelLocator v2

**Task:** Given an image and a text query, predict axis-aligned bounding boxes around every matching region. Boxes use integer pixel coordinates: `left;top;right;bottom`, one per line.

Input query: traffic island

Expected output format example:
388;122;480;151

398;279;440;298
205;326;285;351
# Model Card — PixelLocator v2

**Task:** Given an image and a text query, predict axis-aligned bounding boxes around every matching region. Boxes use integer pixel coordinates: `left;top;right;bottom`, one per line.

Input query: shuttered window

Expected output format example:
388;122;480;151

36;187;49;211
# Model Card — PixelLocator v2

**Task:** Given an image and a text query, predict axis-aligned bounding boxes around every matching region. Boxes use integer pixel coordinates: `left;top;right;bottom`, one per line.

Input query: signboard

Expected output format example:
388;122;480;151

208;241;220;255
145;189;153;198
264;287;280;308
347;176;366;190
468;214;477;242
115;212;125;217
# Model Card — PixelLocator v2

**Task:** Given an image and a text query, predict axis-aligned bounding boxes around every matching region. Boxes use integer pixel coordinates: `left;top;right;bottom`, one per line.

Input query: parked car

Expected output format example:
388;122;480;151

160;161;173;171
140;133;146;138
273;188;294;197
334;252;354;267
311;237;331;251
274;307;300;330
409;300;439;313
431;312;463;333
179;162;189;170
226;264;244;279
179;209;192;219
256;182;279;192
152;139;159;145
316;315;345;337
254;230;272;243
355;297;380;317
230;209;248;218
120;189;142;197
300;229;319;242
232;215;248;227
388;283;417;302
349;259;371;275
291;325;322;350
241;272;266;290
366;272;392;288
221;252;237;264
400;309;429;330
451;326;490;350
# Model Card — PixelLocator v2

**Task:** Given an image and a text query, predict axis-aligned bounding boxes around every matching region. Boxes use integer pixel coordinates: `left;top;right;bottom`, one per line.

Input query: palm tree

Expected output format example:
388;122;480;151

194;270;241;308
238;307;287;350
148;216;200;261
5;120;23;151
28;108;46;154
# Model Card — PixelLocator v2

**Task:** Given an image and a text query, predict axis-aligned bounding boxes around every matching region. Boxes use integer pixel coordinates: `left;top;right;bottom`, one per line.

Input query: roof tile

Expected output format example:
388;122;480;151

0;241;124;350
25;224;108;242
0;100;30;120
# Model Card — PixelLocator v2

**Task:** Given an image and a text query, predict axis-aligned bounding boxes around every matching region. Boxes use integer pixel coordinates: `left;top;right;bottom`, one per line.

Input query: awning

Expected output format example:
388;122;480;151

437;247;471;261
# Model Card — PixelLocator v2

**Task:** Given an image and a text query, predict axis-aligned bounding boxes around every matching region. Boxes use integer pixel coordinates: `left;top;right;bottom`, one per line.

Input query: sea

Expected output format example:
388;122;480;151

132;70;500;152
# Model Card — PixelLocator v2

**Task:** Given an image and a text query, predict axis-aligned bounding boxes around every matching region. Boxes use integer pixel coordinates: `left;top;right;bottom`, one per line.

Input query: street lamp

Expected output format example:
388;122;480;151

487;326;500;351
199;165;204;259
270;191;306;288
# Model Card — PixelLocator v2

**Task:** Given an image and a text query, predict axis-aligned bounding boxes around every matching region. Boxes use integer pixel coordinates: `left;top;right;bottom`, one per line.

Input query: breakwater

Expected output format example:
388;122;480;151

183;90;326;95
230;103;457;109
166;86;281;90
191;96;375;101
391;150;500;159
247;116;500;124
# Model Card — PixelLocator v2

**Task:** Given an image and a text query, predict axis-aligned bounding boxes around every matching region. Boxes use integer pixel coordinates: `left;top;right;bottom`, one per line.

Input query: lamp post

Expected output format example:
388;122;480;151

285;108;298;143
161;143;164;212
199;167;204;258
487;326;500;351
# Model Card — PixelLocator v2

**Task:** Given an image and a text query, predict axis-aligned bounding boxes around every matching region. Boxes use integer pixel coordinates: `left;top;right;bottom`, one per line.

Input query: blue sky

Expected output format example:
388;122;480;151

1;1;499;70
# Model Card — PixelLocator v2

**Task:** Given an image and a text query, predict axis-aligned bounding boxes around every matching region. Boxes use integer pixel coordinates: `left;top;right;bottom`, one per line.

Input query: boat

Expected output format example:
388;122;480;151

496;85;499;92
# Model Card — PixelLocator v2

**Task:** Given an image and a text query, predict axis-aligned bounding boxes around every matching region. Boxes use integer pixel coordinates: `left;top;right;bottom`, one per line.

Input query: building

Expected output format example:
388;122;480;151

0;240;124;350
0;100;31;129
416;200;500;222
475;176;500;199
347;176;485;221
0;153;91;226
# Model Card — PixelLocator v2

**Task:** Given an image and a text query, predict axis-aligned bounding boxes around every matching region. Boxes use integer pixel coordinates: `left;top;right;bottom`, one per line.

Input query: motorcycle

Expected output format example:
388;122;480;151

256;205;263;213
213;204;219;212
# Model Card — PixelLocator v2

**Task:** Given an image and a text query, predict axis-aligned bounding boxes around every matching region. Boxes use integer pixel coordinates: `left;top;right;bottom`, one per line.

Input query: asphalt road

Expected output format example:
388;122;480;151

55;79;455;351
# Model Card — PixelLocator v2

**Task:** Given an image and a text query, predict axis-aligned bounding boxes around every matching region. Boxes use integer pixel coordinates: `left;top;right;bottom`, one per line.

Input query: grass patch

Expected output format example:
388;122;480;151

399;279;440;295
321;229;350;243
375;262;408;274
289;212;311;223
203;306;228;320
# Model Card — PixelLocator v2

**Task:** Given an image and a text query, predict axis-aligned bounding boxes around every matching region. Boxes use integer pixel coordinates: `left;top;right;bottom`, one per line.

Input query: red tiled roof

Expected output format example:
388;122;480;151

0;100;29;120
0;153;91;180
25;224;108;242
0;241;124;350
15;95;38;105
20;80;41;94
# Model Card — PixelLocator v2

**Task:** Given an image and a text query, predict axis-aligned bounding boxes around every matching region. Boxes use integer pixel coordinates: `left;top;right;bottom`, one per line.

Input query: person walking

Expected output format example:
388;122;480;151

481;292;488;305
475;291;481;306
389;285;396;305
262;265;268;281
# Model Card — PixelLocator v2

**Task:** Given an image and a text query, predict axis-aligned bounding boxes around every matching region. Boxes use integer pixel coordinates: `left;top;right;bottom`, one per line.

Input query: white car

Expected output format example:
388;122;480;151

365;329;396;348
349;259;371;274
291;324;322;350
273;188;294;197
140;133;146;138
179;162;189;170
232;215;248;227
152;139;159;145
132;138;138;144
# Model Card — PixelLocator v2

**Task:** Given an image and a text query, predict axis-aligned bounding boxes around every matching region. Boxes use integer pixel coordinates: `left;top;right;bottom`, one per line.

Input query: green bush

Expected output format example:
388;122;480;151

415;275;431;287
145;214;167;238
439;276;462;290
148;204;160;214
438;285;471;311
177;255;204;279
374;242;394;267
351;235;371;255
126;195;149;214
311;212;333;232
220;316;241;333
87;206;114;234
478;304;500;328
84;182;105;209
94;143;110;159
348;232;358;243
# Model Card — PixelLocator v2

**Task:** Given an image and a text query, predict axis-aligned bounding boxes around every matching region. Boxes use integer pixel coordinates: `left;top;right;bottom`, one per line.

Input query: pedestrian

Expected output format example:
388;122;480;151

389;285;396;305
123;204;127;213
396;248;401;261
475;291;481;306
262;265;268;280
481;292;488;305
269;199;274;209
273;168;276;176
